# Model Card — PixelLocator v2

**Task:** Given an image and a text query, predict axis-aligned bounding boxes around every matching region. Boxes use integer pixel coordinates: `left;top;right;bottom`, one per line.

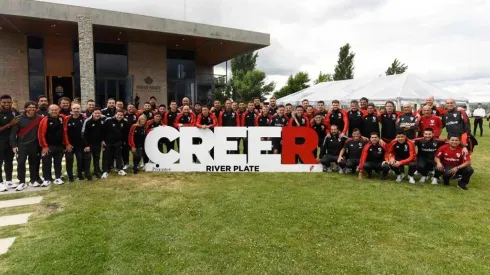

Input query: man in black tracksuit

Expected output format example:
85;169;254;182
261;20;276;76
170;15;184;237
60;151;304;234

311;114;327;158
82;108;104;179
0;94;20;188
361;104;380;138
442;98;471;153
270;105;288;154
38;105;66;185
241;102;258;155
396;104;418;139
9;101;43;190
219;100;240;154
123;104;138;168
101;98;116;118
359;133;390;180
338;129;367;174
318;124;348;171
101;109;128;178
64;103;86;181
348;100;363;137
36;95;49;117
410;128;446;184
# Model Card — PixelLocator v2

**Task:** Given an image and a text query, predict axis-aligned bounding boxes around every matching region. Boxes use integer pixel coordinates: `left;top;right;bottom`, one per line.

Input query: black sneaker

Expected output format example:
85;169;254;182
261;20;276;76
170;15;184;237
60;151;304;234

457;182;468;190
68;177;75;183
133;169;139;175
86;177;93;182
78;176;86;181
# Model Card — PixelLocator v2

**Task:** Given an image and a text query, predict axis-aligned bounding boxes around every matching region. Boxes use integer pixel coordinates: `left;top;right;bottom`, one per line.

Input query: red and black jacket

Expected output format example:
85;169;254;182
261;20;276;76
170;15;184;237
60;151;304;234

38;116;67;149
174;113;195;128
128;124;146;149
255;114;271;126
241;110;257;127
63;115;85;149
145;119;163;135
196;114;218;129
219;110;240;127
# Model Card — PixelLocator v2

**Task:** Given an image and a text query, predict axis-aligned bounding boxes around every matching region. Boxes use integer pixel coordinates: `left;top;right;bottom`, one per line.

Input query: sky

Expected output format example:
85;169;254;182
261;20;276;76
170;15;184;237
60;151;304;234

41;0;490;102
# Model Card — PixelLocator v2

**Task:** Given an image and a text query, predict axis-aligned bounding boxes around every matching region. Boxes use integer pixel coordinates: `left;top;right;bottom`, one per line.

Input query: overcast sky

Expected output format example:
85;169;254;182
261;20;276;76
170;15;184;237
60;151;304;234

42;0;490;102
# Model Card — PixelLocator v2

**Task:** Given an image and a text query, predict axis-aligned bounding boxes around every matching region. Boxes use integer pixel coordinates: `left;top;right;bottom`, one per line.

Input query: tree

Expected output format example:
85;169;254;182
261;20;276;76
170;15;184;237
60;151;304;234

333;43;355;81
227;52;274;101
385;58;408;75
314;71;333;84
273;71;310;99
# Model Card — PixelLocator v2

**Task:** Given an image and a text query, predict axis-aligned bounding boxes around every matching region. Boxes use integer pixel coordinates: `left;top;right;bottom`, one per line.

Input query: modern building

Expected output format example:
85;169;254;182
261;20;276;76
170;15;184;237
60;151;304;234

0;0;270;108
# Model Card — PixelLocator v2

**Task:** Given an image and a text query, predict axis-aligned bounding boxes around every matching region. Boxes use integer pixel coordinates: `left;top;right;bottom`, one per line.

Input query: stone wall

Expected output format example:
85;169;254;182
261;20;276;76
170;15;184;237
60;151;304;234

77;16;95;109
128;43;167;106
0;32;29;106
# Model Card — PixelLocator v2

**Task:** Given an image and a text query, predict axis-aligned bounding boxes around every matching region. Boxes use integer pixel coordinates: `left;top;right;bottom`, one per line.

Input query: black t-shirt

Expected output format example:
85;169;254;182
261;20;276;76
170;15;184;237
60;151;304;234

343;139;367;159
0;109;20;139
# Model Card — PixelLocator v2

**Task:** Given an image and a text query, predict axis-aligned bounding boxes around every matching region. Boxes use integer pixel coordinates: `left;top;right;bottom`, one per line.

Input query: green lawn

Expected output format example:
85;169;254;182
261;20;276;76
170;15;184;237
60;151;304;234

1;124;490;274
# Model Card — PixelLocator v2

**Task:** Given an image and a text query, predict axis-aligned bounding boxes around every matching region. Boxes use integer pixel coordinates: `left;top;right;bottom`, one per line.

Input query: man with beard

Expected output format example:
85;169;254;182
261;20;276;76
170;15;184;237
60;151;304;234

306;105;316;123
238;102;246;117
0;95;20;190
137;102;156;120
434;135;473;190
101;109;128;178
289;106;309;127
178;97;191;113
58;97;72;116
82;108;104;179
396;103;418;139
325;100;349;136
410;128;446;184
101;98;116;118
193;103;202;116
271;105;288;154
418;105;443;138
7;101;43;191
219;100;240;154
232;102;239;113
253;97;262;113
311;114;327;159
38;104;67;186
146;113;164;134
359;97;369;114
347;100;363;137
383;130;417;184
158;104;167;117
83;99;96;118
358;132;390;180
361;103;380;138
442;98;471;154
116;100;125;111
196;106;218;159
318;124;348;172
268;97;278;118
149;96;158;111
301;99;318;113
284;103;293;120
379;101;401;143
241;102;259;155
338;129;367;174
37;95;49;117
63;103;86;182
211;100;223;118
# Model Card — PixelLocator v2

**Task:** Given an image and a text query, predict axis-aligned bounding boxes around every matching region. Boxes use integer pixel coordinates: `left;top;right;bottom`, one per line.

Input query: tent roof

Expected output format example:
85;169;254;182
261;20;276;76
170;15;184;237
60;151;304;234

277;73;468;103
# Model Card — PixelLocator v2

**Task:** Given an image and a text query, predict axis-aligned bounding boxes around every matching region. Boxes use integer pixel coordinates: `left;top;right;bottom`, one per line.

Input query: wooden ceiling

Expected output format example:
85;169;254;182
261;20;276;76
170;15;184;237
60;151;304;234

0;15;263;66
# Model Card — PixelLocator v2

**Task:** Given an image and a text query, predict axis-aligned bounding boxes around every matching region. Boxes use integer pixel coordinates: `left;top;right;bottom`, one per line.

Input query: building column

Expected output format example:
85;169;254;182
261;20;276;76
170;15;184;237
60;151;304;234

77;16;95;109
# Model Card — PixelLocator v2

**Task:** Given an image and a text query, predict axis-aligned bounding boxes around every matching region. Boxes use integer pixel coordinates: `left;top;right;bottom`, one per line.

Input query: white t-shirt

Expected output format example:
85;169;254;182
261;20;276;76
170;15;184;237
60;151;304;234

473;108;486;118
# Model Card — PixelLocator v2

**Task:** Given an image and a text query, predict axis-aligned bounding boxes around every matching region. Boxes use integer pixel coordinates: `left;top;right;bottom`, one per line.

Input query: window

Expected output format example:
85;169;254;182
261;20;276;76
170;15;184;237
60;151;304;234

28;75;45;101
94;42;128;77
27;37;45;100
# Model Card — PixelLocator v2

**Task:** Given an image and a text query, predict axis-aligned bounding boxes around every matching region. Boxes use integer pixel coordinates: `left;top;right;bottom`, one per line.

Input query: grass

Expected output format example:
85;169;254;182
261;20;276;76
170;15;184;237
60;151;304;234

1;121;490;274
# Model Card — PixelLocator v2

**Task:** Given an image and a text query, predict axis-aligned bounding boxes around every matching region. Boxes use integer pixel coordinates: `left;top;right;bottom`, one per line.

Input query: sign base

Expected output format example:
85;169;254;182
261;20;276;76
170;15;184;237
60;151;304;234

144;163;323;173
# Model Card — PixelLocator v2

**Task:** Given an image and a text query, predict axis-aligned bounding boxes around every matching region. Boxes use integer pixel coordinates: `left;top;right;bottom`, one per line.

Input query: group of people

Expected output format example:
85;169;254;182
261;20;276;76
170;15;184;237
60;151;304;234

0;93;477;192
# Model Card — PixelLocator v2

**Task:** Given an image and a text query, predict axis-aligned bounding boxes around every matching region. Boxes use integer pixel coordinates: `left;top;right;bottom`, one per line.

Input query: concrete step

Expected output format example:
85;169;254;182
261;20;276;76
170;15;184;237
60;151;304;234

0;213;32;227
0;196;43;209
0;186;50;196
0;237;16;255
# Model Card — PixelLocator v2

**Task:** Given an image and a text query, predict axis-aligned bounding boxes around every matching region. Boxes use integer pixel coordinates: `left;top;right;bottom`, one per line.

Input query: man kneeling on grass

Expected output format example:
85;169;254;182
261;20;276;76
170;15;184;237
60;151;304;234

383;130;417;184
358;132;390;180
434;135;473;190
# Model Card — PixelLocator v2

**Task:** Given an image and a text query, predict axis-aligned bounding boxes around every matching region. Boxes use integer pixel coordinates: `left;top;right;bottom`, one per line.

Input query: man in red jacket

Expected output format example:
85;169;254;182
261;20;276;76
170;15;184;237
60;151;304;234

418;105;443;138
324;99;349;136
434;135;473;190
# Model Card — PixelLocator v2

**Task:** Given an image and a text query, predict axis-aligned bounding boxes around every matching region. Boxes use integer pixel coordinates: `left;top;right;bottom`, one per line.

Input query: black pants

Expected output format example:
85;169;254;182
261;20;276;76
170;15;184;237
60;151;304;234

272;138;282;154
42;145;64;180
122;141;130;166
84;144;102;178
474;118;483;137
321;154;339;168
363;161;390;177
339;158;360;173
435;166;474;185
410;158;435;177
0;140;14;182
384;162;417;176
66;147;84;179
17;145;40;184
103;142;123;172
132;147;146;170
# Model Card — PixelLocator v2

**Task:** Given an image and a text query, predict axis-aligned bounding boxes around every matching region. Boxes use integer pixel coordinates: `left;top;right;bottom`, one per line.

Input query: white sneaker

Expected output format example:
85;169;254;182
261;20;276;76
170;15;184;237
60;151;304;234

30;181;41;187
431;178;438;185
419;176;427;183
139;162;145;169
0;183;7;192
54;178;64;185
326;167;332;172
123;164;129;170
15;183;27;191
409;176;416;184
338;168;345;174
6;181;17;189
414;171;419;176
41;180;51;187
118;170;127;176
101;172;108;179
396;174;405;182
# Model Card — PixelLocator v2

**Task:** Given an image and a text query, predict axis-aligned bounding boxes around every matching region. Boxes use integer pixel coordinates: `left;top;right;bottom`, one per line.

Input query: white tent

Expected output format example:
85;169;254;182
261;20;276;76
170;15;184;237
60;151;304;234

276;73;469;107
